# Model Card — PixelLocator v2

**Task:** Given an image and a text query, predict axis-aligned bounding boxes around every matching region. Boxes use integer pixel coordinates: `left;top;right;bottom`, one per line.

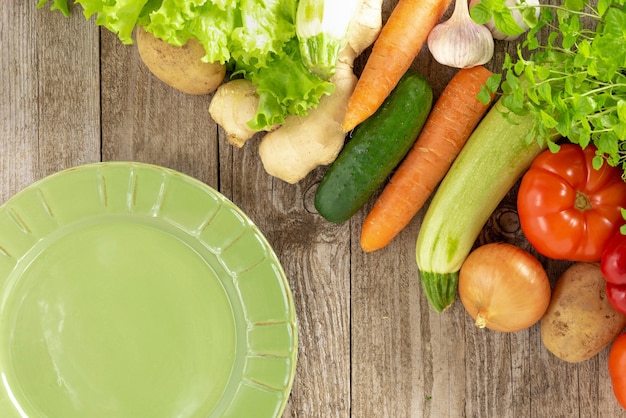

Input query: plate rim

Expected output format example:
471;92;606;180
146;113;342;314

0;161;298;417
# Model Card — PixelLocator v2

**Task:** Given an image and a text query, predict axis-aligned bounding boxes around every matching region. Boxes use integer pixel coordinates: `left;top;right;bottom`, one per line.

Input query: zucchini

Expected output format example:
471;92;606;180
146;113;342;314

314;70;433;223
416;99;551;312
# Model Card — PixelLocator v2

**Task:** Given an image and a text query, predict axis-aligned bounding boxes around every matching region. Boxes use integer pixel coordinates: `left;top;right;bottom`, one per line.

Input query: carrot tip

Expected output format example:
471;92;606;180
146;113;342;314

360;232;389;253
342;118;357;133
361;239;389;252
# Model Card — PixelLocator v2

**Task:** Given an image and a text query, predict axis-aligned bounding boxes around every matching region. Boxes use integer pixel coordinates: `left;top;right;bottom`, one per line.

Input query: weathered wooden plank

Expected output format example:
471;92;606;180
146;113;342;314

223;144;353;416
99;29;220;189
0;2;39;203
0;2;99;203
35;5;100;176
350;209;428;417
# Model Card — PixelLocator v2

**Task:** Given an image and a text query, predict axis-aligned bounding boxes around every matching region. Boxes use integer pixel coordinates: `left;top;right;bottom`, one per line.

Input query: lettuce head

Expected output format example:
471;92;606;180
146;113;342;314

38;0;335;130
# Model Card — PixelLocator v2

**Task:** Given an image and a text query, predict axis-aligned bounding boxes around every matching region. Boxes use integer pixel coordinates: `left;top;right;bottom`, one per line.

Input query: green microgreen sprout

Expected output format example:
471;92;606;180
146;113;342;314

472;0;626;180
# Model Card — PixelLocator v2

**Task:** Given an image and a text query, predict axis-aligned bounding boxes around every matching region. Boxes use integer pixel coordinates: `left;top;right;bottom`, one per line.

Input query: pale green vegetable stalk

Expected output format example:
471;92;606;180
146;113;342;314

296;0;363;79
416;99;553;312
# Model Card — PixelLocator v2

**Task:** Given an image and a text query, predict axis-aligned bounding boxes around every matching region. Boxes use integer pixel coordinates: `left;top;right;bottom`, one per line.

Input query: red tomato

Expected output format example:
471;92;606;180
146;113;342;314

607;282;626;316
609;333;626;410
517;144;626;262
602;231;626;285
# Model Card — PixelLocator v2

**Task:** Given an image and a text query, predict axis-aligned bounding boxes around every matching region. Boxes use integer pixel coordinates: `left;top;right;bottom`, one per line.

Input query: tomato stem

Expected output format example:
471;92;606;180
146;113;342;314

575;190;592;211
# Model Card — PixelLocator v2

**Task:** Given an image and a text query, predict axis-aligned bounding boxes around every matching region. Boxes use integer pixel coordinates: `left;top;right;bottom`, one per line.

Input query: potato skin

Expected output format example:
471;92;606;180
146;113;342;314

541;262;626;363
136;27;226;95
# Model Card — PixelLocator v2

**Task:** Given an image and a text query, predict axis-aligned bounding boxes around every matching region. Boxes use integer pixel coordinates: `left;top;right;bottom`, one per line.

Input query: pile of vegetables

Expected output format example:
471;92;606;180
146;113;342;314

39;0;384;184
39;0;626;410
451;0;626;409
42;0;332;129
314;0;626;409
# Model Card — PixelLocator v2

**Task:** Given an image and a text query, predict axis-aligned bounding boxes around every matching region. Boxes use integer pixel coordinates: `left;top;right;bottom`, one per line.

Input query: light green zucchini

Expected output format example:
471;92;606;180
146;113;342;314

415;99;552;312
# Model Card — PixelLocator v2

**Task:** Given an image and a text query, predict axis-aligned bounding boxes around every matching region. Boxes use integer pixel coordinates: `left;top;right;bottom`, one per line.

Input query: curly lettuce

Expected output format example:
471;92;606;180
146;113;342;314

38;0;334;130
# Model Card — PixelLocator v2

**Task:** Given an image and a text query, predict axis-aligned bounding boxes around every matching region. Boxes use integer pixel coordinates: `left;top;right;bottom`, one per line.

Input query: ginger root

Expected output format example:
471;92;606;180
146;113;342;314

345;0;384;60
208;79;273;147
257;0;383;183
258;59;356;184
207;0;383;181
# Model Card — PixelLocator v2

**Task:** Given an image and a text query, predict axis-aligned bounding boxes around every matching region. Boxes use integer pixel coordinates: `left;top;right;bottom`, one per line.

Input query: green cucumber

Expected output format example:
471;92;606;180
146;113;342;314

416;99;553;312
314;70;433;223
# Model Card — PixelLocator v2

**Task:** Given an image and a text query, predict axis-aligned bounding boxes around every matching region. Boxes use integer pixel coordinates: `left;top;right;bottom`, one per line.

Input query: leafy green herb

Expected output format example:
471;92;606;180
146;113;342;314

474;0;626;179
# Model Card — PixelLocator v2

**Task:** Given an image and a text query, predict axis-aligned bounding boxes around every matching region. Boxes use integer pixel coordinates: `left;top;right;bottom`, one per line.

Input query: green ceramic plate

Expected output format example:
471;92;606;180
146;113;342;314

0;162;298;418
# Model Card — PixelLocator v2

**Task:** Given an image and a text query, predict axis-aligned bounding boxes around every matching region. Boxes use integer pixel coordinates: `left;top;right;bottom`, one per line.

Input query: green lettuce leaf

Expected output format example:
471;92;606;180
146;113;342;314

241;37;335;130
82;0;151;44
144;0;236;63
37;0;334;130
38;0;70;16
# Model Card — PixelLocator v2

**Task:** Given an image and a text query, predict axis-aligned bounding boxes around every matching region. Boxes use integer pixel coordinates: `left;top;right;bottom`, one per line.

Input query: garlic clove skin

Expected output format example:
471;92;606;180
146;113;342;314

470;0;540;41
427;0;494;69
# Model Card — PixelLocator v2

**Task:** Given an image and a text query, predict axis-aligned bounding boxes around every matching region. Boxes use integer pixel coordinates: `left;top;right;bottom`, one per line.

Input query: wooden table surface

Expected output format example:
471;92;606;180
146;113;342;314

3;1;626;417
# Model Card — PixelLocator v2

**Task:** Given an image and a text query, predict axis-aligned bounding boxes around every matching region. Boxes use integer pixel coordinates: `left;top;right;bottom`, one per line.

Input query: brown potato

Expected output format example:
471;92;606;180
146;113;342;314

541;262;626;363
136;27;226;95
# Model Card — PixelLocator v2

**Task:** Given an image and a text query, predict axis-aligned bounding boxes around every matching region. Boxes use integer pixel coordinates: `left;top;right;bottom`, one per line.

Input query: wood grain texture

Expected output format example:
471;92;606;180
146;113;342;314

1;2;100;203
2;0;626;417
100;29;220;189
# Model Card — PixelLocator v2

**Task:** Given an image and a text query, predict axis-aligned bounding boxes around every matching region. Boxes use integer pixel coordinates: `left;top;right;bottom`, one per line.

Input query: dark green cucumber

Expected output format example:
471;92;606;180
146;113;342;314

314;70;433;223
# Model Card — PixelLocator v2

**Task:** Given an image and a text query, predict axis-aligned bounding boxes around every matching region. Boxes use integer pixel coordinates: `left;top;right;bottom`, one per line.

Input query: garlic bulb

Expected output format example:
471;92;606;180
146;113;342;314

470;0;540;41
427;0;494;69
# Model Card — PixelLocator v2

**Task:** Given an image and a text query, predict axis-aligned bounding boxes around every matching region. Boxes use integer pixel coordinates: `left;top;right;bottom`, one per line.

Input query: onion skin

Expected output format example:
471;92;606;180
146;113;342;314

458;243;551;332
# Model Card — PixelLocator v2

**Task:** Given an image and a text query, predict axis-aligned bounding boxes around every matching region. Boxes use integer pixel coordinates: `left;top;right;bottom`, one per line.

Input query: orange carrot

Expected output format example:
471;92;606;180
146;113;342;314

342;0;452;132
360;65;495;252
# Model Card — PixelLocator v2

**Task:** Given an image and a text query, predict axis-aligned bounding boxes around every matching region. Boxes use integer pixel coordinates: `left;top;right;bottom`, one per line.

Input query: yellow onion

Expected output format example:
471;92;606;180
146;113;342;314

458;242;551;332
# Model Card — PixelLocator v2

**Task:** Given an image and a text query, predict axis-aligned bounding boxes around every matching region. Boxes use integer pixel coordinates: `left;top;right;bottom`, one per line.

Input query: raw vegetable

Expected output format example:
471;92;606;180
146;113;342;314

606;213;626;315
602;219;626;285
427;0;494;69
295;0;363;79
257;0;383;183
609;333;626;410
136;27;226;95
315;70;433;223
38;0;334;131
208;79;275;148
517;144;626;262
473;0;626;179
540;263;626;363
607;282;626;316
258;55;357;184
209;0;382;178
469;0;540;41
360;66;495;252
341;0;452;132
415;98;553;312
346;0;386;55
458;243;551;332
